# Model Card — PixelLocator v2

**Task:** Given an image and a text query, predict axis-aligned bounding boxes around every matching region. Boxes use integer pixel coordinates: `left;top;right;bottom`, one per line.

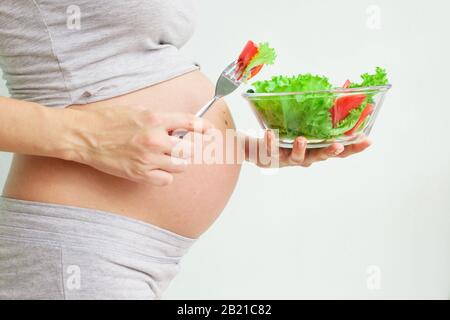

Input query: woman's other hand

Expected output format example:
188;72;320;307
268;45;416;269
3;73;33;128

260;130;372;168
65;105;213;186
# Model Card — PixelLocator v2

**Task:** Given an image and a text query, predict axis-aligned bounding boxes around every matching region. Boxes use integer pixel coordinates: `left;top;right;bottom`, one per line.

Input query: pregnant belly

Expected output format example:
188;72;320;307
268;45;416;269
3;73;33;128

2;71;242;238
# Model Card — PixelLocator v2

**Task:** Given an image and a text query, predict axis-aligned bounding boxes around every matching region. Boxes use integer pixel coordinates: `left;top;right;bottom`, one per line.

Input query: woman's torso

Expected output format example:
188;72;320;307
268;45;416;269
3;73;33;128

0;0;242;238
3;70;242;238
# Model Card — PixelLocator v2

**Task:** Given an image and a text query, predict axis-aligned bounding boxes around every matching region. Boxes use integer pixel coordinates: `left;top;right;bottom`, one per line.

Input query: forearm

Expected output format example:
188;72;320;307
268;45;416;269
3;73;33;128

0;96;80;160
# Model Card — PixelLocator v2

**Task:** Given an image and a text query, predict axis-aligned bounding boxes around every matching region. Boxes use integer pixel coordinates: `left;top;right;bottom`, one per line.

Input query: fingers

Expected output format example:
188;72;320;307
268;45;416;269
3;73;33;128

141;130;192;157
138;154;189;187
158;154;189;173
302;138;371;166
337;138;372;158
164;135;193;157
266;132;372;168
302;143;345;167
264;130;276;158
144;170;174;187
161;112;214;134
288;137;307;165
142;154;190;186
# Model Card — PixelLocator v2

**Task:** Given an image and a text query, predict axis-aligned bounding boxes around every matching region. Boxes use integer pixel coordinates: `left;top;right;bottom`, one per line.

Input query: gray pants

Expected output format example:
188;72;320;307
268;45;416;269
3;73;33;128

0;196;195;300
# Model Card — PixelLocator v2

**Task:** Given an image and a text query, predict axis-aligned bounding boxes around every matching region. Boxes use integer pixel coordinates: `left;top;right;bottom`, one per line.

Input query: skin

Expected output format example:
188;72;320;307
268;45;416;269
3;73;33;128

260;131;372;168
1;70;371;238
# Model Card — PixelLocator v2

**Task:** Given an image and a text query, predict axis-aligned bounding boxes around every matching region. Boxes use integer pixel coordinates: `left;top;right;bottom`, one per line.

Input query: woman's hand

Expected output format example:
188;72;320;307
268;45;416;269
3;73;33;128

253;130;372;168
65;105;213;186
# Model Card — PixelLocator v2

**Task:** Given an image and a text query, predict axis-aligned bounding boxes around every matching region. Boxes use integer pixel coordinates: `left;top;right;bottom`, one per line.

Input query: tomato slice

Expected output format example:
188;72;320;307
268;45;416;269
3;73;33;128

345;103;374;136
343;80;351;89
331;94;367;127
247;64;264;80
238;41;259;68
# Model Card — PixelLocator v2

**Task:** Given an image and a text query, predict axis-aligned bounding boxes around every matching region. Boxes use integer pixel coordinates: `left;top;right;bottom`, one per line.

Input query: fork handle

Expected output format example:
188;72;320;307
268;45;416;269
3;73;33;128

172;96;219;138
195;96;219;118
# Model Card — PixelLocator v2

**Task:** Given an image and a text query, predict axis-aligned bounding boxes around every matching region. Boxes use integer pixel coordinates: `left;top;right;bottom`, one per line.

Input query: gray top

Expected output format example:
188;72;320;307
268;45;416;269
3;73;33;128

0;0;199;108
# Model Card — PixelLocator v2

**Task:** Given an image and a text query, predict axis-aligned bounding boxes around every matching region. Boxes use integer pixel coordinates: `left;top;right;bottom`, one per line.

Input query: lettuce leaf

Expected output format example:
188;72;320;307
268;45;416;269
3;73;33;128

252;73;332;93
349;67;388;88
244;43;277;77
251;74;336;138
349;67;388;103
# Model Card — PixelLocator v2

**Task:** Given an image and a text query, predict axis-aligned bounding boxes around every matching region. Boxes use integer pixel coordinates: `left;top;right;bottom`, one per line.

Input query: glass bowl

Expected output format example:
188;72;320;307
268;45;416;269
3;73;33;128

242;85;391;148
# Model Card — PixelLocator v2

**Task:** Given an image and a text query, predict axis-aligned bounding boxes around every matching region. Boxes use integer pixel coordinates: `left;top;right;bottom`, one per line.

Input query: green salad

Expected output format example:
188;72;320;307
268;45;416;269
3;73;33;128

247;67;389;139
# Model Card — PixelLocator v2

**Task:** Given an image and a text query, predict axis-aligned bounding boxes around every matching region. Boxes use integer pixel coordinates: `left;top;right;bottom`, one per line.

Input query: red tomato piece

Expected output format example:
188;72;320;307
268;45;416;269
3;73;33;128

238;41;259;68
345;103;374;136
331;94;367;127
247;65;264;80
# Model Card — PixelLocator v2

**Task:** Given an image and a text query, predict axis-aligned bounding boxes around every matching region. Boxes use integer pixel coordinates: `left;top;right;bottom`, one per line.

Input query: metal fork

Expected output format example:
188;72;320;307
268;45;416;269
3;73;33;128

174;61;245;137
195;61;244;117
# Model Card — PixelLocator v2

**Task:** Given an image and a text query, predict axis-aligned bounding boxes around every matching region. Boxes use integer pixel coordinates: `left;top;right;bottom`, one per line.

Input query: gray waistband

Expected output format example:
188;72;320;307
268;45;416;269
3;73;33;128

0;196;195;263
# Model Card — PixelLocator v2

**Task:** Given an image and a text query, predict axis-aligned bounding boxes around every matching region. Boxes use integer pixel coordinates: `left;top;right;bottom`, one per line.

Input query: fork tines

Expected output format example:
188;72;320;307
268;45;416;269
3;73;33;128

223;61;244;83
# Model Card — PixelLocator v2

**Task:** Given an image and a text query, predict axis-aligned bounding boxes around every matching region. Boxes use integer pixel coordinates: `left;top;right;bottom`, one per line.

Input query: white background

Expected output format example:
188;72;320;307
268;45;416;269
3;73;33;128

1;0;450;299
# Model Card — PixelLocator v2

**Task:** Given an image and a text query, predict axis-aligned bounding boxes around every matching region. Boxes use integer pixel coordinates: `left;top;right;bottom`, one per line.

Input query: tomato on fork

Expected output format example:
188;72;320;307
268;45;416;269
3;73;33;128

236;41;265;80
238;41;259;68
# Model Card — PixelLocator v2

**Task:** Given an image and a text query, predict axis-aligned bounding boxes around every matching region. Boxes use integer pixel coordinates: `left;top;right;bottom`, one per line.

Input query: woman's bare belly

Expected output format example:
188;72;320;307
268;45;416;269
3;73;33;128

2;71;242;238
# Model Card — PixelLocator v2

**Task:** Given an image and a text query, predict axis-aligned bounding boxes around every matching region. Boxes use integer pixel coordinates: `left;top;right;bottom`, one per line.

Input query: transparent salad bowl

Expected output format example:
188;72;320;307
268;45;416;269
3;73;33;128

242;85;391;149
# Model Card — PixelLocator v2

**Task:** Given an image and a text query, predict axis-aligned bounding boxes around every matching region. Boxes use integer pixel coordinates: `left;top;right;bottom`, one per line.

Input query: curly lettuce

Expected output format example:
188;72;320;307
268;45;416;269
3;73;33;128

349;67;388;88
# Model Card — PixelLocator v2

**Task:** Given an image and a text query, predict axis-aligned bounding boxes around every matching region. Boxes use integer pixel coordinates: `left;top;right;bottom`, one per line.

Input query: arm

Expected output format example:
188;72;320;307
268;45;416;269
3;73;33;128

0;97;77;159
0;96;213;186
